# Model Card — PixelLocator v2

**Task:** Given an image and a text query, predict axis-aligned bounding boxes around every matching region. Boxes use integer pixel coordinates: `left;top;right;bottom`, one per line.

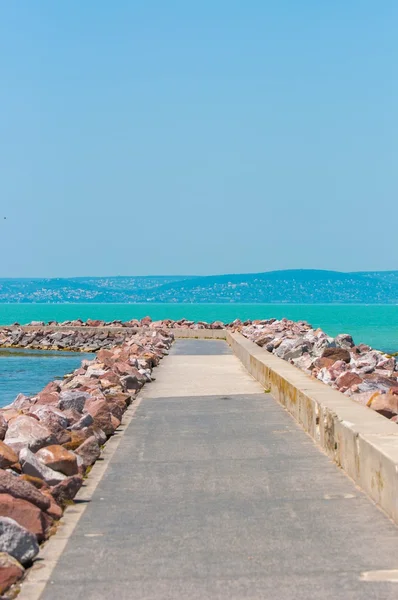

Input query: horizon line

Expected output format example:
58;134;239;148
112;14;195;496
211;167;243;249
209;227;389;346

0;268;397;280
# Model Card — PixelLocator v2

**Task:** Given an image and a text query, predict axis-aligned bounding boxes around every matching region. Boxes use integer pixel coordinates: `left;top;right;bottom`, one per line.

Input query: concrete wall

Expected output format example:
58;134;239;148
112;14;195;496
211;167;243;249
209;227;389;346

227;331;398;524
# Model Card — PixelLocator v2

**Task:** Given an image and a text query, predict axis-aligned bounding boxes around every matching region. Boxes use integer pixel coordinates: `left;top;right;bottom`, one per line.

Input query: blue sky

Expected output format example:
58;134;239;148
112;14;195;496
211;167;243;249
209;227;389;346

0;1;397;277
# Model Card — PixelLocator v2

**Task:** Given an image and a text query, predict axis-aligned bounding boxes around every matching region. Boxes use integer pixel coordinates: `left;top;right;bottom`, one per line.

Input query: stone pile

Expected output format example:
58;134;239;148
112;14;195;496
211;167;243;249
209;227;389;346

0;327;135;352
0;328;173;595
23;318;228;330
238;319;398;421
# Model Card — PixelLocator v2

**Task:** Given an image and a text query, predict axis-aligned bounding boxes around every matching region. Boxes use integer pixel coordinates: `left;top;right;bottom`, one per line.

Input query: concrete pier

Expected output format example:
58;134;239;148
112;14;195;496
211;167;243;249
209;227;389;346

23;340;398;599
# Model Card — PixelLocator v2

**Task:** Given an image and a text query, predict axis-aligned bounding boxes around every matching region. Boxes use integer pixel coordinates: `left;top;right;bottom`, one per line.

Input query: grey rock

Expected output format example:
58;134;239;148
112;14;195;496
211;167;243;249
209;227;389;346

138;368;152;382
0;517;40;565
69;413;94;430
334;333;355;349
58;391;91;413
284;341;313;361
274;339;295;359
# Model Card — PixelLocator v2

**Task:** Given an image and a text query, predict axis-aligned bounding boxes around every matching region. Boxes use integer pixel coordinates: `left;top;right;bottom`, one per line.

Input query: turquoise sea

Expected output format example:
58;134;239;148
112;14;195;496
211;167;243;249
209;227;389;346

0;303;397;409
0;303;397;353
0;349;92;408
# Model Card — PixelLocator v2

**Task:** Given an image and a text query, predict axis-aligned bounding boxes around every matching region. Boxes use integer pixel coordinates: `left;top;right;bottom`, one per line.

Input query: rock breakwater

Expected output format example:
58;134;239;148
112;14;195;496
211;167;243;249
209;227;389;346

0;326;139;352
0;327;173;596
238;319;398;421
4;317;397;422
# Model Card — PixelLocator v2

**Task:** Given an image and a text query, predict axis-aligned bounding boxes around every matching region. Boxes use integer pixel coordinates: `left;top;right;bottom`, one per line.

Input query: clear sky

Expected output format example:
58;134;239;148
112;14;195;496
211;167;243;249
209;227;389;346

0;1;397;277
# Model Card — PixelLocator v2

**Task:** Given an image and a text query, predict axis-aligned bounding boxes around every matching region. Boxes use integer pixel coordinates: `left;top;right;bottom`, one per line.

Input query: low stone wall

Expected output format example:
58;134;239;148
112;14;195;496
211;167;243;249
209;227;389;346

227;331;398;524
0;325;226;352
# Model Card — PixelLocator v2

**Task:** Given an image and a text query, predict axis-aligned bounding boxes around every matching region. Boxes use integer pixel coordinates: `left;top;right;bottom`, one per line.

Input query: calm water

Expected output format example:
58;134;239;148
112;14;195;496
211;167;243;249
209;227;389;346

0;303;397;353
0;303;397;409
0;349;91;408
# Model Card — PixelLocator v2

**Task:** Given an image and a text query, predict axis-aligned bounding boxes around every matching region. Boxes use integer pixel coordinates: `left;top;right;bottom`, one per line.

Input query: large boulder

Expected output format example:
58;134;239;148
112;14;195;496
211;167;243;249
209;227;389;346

62;429;91;451
335;371;363;390
35;390;60;406
321;347;351;364
0;552;24;595
69;413;94;431
99;371;123;389
105;393;130;421
284;341;313;361
0;441;19;470
57;391;91;413
120;372;144;392
0;470;50;511
4;415;57;454
274;339;295;359
50;475;83;506
368;393;398;419
19;448;66;486
35;445;78;477
377;357;397;371
41;381;61;394
0;517;39;565
291;353;314;373
85;399;114;436
31;406;71;446
0;494;50;541
96;349;116;368
75;436;101;469
334;333;355;349
8;394;34;412
0;414;8;441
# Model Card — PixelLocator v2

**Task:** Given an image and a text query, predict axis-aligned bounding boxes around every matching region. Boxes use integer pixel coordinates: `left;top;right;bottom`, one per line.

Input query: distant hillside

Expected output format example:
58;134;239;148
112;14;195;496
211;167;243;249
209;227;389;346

0;270;397;303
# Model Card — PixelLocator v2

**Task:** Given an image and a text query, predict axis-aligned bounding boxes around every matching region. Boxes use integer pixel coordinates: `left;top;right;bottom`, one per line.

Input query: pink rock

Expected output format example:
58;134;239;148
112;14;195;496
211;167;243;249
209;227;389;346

1;410;21;423
140;316;152;326
368;393;398;419
335;371;363;390
35;445;78;476
328;360;347;381
42;381;61;394
0;469;50;511
113;361;134;376
0;552;25;595
0;494;51;541
35;391;60;406
85;399;114;436
4;416;57;454
349;391;380;405
96;349;116;368
75;436;101;468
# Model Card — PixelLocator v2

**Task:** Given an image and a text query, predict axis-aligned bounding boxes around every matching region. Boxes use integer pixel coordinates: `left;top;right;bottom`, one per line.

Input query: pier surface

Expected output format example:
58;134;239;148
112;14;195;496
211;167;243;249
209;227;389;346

36;340;398;599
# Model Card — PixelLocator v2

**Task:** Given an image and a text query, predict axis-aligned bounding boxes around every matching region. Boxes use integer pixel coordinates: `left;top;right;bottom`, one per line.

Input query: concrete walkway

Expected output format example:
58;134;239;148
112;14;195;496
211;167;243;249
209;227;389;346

38;340;398;599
